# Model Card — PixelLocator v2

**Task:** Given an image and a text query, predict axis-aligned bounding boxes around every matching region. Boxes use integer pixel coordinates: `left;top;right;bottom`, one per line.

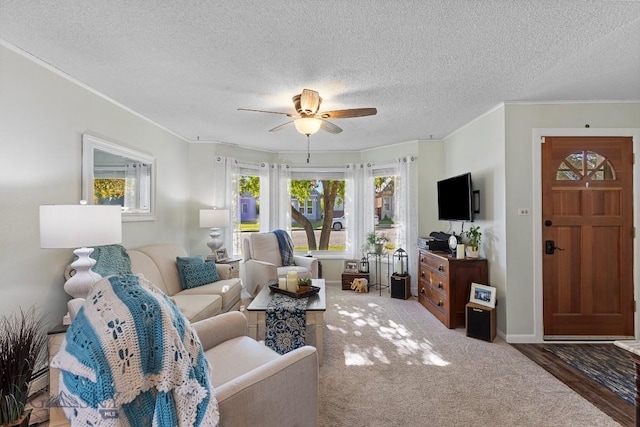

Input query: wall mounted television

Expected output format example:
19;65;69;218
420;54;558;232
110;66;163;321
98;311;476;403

437;172;474;222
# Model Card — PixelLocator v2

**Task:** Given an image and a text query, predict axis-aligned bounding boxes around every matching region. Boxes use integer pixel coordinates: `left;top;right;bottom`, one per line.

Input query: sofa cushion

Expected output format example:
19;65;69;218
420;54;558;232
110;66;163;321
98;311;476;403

179;278;242;313
250;233;282;267
131;243;188;296
128;250;171;295
171;293;222;323
204;335;280;388
178;259;220;289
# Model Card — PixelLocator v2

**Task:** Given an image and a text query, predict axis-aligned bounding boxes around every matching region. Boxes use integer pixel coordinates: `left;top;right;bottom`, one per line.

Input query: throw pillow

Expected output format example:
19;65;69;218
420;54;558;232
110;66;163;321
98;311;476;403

176;255;205;286
180;262;221;289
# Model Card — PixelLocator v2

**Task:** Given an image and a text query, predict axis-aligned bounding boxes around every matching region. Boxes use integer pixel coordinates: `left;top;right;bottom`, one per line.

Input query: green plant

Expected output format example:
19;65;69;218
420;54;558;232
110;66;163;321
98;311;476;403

466;226;482;251
366;231;389;247
0;308;47;426
297;277;312;287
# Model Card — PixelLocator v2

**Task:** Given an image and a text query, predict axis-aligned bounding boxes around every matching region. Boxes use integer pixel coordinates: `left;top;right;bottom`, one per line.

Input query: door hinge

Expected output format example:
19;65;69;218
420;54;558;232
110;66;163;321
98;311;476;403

633;227;636;239
634;301;637;312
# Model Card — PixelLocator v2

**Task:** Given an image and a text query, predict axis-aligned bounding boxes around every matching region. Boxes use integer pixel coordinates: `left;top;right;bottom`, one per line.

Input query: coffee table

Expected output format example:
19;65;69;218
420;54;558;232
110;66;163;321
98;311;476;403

247;278;326;364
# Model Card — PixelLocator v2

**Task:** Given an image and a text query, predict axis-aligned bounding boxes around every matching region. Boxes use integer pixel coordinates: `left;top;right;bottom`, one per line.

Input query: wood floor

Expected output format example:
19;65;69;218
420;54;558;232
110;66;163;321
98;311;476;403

512;344;635;427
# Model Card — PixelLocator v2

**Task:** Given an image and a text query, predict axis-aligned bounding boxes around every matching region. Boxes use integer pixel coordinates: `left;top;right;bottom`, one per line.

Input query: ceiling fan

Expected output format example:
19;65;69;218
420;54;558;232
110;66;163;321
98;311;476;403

238;88;377;136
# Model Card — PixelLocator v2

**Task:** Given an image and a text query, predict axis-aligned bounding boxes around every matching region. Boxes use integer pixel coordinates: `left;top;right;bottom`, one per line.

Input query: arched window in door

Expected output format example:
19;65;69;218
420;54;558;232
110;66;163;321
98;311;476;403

556;150;616;181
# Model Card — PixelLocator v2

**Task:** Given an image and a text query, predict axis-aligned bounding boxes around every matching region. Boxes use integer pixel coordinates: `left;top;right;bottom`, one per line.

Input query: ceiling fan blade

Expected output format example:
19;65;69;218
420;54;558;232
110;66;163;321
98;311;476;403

238;108;295;117
320;119;343;134
268;121;294;132
320;108;377;119
300;89;321;114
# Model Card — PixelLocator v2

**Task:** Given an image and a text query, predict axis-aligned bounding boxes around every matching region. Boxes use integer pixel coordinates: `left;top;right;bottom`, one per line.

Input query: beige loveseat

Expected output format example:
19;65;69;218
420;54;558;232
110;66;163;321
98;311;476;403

50;293;319;426
128;243;242;322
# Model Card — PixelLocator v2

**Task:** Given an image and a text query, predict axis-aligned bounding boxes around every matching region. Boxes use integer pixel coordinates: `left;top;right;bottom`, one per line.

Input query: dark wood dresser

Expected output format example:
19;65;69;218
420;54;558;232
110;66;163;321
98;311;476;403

418;249;488;328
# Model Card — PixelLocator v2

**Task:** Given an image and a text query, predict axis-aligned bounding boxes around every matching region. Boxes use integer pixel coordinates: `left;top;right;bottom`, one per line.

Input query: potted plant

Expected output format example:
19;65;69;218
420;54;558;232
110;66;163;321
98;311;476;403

465;225;482;258
0;308;47;427
366;231;389;255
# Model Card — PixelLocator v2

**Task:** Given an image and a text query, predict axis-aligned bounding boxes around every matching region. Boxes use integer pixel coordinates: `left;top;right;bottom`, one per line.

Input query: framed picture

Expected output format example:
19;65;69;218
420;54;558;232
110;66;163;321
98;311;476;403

344;259;359;273
215;248;228;262
469;282;497;308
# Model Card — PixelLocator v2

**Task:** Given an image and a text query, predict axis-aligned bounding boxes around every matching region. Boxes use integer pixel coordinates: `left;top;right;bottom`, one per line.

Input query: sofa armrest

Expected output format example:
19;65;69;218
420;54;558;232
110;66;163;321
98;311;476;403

215;263;232;280
192;311;248;350
242;259;277;296
215;346;318;427
293;256;319;279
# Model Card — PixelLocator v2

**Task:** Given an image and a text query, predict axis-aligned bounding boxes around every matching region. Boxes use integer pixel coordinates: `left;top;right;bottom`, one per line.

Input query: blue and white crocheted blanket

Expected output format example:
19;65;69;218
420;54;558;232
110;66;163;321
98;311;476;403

51;274;219;426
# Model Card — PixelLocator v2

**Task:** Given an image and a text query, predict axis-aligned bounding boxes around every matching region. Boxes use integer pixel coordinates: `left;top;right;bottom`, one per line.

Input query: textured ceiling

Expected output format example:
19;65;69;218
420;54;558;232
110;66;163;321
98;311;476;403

1;1;639;153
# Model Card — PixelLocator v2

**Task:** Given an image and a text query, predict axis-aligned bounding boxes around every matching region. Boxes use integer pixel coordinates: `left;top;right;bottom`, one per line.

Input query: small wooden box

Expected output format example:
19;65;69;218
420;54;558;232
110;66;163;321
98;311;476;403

342;272;370;290
465;302;496;342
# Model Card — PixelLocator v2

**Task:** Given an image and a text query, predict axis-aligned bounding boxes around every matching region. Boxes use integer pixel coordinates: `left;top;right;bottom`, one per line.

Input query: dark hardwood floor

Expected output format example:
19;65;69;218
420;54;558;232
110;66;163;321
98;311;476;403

512;344;634;427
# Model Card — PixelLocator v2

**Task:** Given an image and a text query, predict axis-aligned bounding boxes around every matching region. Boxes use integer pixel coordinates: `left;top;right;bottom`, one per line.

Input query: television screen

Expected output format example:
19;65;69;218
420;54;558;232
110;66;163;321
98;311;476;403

437;173;473;221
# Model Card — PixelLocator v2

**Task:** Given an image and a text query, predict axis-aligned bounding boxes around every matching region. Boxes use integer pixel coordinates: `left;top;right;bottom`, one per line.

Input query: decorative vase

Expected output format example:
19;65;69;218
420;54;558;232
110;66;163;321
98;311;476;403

466;247;479;259
374;243;383;255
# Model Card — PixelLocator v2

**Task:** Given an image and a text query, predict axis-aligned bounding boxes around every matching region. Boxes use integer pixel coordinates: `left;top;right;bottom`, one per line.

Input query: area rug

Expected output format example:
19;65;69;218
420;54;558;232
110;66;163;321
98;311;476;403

545;344;635;405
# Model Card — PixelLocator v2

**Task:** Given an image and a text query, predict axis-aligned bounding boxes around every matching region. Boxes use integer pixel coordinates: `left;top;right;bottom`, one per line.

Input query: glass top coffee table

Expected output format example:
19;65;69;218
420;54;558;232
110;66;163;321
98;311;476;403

246;278;326;364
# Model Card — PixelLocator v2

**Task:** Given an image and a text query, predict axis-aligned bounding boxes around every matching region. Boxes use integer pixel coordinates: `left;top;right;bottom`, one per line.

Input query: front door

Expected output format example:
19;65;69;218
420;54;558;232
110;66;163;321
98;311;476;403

542;136;634;339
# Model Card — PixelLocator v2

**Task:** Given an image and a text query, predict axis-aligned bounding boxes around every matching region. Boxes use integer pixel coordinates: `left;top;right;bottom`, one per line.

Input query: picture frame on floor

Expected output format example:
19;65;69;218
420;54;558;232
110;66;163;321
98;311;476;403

469;282;496;308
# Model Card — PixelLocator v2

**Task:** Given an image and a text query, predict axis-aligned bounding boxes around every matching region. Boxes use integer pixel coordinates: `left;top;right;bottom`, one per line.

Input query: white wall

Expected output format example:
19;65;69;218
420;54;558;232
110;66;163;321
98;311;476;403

0;43;191;326
441;105;508;331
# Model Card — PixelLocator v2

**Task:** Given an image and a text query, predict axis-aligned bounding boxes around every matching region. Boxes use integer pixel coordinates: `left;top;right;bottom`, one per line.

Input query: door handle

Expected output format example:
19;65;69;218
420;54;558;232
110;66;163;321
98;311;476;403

545;240;564;254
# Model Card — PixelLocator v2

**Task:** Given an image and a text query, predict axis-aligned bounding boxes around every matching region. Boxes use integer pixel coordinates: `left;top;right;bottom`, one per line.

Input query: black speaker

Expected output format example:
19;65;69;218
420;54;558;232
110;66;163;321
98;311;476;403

391;275;411;300
466;302;496;342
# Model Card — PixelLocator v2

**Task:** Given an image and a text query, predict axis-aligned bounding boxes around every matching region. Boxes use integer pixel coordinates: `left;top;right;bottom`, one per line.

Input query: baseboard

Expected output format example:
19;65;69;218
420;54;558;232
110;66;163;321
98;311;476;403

505;333;539;343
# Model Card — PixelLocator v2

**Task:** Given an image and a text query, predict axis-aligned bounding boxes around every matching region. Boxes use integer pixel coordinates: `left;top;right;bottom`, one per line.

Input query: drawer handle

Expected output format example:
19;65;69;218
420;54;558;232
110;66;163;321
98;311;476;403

420;287;425;294
437;282;443;289
437;300;443;307
438;264;444;271
420;256;424;263
420;270;425;278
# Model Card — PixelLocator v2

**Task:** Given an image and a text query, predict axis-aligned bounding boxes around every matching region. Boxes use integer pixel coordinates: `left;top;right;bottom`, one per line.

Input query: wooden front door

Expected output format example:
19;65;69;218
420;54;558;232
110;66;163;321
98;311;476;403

542;136;634;338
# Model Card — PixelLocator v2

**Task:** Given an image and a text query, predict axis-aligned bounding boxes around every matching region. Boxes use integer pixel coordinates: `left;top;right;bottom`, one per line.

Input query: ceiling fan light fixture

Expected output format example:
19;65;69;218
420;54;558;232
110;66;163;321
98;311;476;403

294;117;322;135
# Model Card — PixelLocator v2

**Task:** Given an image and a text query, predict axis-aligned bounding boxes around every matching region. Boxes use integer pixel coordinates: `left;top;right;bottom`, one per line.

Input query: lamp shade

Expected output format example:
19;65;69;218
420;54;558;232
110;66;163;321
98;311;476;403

294;118;322;135
40;205;122;248
199;209;230;228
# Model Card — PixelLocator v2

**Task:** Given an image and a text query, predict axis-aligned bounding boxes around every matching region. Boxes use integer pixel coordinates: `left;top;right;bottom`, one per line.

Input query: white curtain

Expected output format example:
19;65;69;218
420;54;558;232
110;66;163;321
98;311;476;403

394;155;418;294
345;163;374;259
274;164;291;231
124;162;151;213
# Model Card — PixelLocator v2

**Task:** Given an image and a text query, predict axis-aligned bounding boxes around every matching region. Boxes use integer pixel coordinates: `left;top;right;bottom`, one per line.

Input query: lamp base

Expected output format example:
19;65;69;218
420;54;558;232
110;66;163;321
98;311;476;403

64;247;102;299
207;227;223;255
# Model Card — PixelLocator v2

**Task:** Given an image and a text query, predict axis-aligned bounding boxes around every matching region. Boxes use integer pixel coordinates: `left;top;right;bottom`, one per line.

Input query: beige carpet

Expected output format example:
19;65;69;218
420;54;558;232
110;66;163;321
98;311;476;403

318;284;619;427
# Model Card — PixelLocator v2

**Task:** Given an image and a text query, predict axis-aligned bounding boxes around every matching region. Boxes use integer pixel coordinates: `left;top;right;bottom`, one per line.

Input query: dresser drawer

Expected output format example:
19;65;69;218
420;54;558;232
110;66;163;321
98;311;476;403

420;266;449;298
418;283;448;315
419;251;449;276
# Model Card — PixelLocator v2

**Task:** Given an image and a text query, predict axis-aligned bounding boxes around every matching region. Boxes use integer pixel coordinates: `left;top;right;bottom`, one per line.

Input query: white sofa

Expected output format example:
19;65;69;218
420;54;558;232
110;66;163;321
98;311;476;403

128;243;242;322
241;232;319;296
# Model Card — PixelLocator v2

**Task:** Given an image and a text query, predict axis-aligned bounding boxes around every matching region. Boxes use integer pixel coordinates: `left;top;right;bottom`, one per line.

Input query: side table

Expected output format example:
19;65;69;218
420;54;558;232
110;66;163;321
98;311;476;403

48;325;69;426
342;272;370;290
213;257;242;279
367;252;391;296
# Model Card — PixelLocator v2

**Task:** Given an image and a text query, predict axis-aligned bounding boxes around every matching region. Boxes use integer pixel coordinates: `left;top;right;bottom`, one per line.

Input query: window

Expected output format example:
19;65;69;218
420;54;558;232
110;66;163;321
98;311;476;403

290;169;346;252
238;174;261;232
556;150;615;181
373;174;397;250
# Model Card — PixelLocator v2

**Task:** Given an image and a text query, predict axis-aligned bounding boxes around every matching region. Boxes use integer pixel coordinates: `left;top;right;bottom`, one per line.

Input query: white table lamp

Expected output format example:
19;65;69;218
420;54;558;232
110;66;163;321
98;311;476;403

40;204;122;299
200;208;229;257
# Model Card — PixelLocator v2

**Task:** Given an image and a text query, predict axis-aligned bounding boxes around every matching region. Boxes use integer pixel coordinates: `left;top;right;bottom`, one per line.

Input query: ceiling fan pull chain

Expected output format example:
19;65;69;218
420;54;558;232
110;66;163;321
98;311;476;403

307;135;310;163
